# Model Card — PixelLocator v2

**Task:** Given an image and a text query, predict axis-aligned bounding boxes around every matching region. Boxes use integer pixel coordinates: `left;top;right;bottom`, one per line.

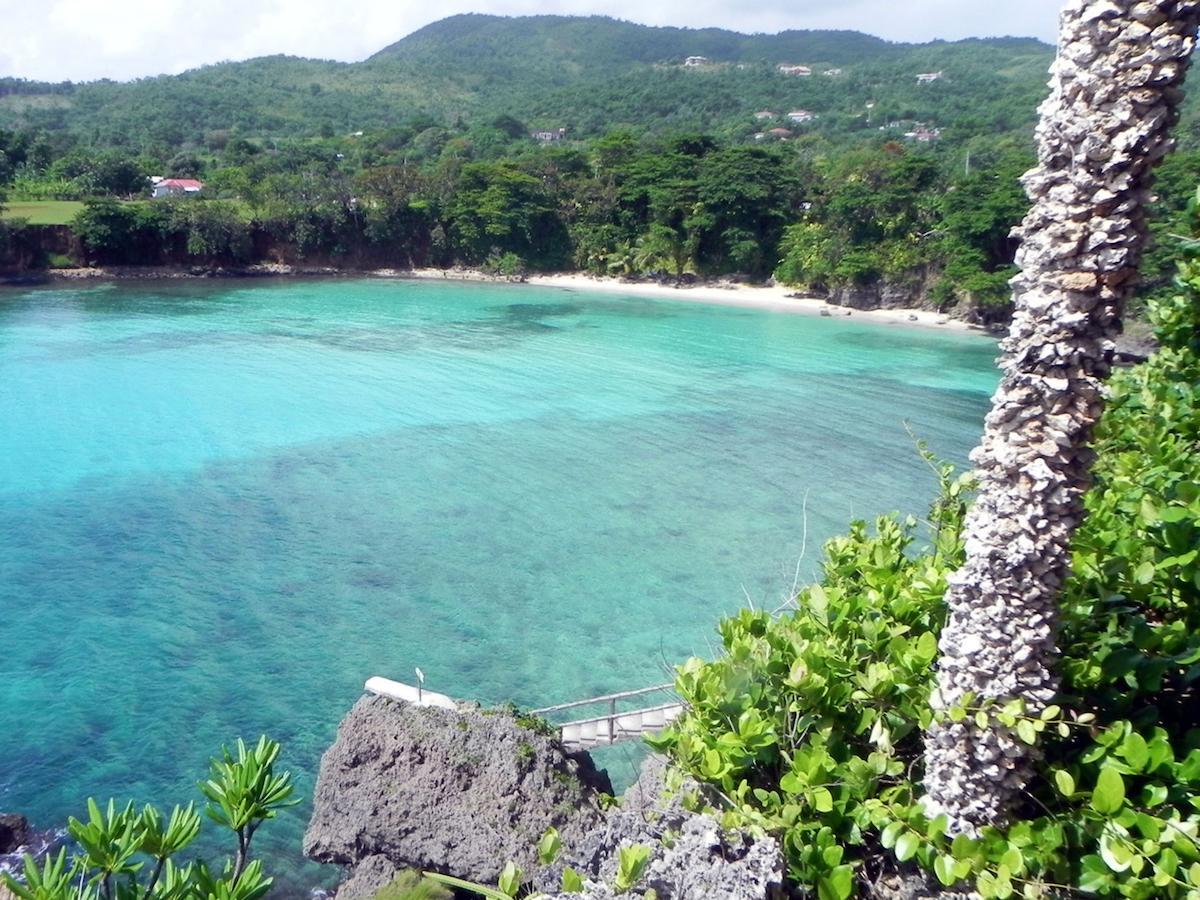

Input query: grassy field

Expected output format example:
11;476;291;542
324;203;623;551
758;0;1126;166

1;201;86;225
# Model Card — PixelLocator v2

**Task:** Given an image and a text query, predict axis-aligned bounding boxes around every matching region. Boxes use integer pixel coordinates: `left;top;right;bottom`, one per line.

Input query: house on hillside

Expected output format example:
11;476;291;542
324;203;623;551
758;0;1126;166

778;64;812;76
683;56;709;67
787;109;816;124
822;68;843;76
904;124;941;142
531;128;567;142
151;178;203;198
916;71;944;83
753;110;776;120
767;127;792;139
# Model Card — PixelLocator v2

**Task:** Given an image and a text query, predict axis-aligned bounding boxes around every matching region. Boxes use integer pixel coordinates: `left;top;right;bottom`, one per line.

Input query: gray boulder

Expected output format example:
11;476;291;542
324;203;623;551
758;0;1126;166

303;695;612;887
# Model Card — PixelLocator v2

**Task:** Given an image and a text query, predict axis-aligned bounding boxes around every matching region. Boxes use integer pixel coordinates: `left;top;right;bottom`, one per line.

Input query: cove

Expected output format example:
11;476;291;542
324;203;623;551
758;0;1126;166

0;278;999;894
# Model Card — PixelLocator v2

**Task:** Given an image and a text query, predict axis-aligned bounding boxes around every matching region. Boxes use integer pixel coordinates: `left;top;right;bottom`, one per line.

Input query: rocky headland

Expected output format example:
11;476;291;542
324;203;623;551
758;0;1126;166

303;694;785;900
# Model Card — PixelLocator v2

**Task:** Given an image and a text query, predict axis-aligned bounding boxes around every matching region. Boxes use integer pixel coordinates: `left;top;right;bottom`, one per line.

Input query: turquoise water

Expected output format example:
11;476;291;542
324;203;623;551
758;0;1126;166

0;278;998;892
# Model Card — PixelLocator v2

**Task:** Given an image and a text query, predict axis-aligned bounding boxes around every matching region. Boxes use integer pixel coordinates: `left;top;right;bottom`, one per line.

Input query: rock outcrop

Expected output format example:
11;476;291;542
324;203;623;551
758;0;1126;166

536;756;784;900
303;695;612;886
0;815;29;855
305;699;783;900
828;277;931;311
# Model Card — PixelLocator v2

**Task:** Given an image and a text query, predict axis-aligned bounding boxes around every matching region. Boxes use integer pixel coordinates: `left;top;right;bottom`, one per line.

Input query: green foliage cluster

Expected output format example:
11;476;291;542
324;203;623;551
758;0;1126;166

649;267;1200;897
70;199;254;266
2;737;298;900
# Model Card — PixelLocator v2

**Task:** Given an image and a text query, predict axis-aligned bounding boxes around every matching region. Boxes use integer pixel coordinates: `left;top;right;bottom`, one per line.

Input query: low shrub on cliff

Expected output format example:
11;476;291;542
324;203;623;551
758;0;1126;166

2;737;298;900
650;275;1200;899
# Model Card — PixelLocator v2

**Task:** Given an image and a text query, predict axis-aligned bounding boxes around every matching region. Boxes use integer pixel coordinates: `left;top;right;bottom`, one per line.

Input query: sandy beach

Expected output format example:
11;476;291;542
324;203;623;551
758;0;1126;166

18;264;986;335
403;268;982;334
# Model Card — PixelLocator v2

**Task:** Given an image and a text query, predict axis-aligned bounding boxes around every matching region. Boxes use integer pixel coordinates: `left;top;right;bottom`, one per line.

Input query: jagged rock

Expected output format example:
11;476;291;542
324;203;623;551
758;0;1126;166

334;856;401;900
303;695;613;888
536;756;784;900
0;815;29;855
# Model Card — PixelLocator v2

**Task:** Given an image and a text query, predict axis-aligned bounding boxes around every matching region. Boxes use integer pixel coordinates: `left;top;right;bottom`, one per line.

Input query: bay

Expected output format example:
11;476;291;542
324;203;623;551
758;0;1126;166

0;277;998;893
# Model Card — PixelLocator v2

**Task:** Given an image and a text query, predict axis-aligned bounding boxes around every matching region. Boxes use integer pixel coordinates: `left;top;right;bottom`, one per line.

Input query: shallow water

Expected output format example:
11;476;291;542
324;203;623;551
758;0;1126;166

0;278;998;893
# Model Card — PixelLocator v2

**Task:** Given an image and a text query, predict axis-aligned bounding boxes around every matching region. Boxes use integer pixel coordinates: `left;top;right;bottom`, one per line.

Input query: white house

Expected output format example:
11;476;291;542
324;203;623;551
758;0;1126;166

683;56;709;67
531;128;567;142
778;64;812;76
753;110;776;120
151;178;203;198
787;109;816;124
916;71;944;83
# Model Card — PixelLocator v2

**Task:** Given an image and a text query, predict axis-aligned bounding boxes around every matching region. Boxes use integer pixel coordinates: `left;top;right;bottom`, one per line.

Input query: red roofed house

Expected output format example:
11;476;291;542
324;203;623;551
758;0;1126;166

152;178;204;198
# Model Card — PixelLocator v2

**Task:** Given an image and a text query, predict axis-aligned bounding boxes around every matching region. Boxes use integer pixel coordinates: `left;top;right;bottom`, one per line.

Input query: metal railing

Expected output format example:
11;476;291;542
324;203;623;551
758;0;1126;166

532;683;681;748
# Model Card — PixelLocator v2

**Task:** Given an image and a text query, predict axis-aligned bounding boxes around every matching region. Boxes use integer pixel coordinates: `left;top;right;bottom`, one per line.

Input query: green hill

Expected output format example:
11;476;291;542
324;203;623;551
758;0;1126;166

0;15;1055;149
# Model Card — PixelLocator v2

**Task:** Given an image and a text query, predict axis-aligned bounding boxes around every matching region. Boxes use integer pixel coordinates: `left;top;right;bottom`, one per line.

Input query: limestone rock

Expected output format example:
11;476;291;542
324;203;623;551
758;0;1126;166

303;695;612;886
537;756;784;900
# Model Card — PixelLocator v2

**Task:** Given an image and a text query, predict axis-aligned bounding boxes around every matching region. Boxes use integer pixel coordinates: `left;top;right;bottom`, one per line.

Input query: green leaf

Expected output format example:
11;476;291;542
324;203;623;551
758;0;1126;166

497;861;521;897
1134;560;1156;584
895;831;919;863
561;867;584;893
933;854;959;887
1016;718;1037;745
1099;828;1132;873
424;872;512;900
1079;855;1114;893
816;865;853;900
537;827;562;865
881;821;904;850
1091;767;1126;815
1054;769;1075;797
812;787;834;813
1119;732;1150;771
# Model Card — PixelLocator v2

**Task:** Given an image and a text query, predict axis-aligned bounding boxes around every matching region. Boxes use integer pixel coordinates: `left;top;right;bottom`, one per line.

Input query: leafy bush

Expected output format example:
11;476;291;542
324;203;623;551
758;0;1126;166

2;737;298;900
651;266;1200;898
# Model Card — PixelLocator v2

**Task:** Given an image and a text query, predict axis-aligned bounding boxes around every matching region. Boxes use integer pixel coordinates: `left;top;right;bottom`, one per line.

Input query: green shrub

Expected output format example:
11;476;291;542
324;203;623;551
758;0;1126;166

2;736;298;900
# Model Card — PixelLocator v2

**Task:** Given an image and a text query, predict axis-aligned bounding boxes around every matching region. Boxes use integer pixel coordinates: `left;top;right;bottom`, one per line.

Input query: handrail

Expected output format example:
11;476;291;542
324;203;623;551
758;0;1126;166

530;682;676;715
557;701;683;730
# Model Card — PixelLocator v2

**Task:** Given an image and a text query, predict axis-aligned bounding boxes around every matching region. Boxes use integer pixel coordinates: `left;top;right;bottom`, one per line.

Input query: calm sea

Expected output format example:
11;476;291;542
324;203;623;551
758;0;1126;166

0;277;998;892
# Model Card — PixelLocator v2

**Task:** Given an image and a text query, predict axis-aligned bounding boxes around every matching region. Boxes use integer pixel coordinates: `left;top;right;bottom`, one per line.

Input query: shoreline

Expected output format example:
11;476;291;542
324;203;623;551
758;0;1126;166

3;264;988;335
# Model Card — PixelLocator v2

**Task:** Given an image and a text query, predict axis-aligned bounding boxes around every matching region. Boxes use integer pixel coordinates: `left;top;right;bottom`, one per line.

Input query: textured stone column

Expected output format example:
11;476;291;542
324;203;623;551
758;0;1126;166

922;0;1200;835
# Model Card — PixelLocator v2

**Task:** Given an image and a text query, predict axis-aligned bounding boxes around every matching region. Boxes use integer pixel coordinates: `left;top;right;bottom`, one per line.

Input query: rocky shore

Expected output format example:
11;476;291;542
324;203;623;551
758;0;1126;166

303;694;784;900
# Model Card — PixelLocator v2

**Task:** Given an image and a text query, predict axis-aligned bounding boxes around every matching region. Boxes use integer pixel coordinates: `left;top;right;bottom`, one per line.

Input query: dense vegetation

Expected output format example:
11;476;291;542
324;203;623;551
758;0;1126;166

648;237;1200;897
1;737;297;900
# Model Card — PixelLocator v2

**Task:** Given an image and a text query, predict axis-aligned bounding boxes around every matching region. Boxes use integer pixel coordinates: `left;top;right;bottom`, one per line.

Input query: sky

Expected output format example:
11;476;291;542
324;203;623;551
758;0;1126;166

0;0;1061;83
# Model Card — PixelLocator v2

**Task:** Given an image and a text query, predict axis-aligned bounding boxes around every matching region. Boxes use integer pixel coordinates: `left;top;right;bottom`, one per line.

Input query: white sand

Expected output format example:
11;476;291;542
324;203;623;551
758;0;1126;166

401;268;982;334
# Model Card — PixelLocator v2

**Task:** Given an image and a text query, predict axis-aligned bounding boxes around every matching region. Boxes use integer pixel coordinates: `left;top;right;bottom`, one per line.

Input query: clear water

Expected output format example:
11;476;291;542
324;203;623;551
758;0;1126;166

0;278;998;893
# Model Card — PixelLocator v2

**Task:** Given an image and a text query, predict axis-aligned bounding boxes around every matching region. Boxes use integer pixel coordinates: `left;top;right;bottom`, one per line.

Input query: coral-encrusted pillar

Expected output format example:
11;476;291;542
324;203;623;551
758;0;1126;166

922;0;1200;834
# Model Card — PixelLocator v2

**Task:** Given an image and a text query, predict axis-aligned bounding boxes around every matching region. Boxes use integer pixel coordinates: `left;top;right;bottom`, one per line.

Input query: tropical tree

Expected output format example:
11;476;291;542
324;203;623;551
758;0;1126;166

921;0;1200;835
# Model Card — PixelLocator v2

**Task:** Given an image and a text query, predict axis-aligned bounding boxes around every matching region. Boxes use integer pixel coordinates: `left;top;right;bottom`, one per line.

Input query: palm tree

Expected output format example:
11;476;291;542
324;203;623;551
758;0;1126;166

922;0;1200;835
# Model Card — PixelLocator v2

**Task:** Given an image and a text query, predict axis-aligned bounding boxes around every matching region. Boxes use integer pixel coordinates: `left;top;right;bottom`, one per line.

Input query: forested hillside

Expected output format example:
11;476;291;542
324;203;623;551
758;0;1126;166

0;15;1052;146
